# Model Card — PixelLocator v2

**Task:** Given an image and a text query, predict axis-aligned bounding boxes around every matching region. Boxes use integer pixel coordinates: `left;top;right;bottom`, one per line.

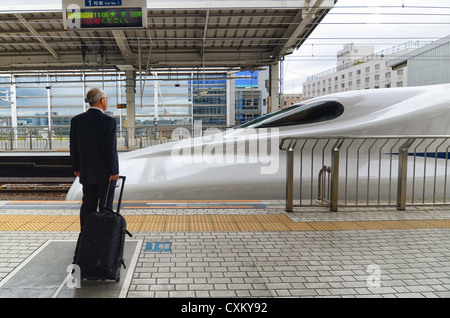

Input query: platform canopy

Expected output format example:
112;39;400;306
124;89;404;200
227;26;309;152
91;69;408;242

0;0;335;73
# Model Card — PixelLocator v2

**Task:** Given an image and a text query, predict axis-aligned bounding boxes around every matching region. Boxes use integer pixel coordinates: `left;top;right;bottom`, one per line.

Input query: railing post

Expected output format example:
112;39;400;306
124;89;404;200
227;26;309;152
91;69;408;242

330;139;343;212
48;128;53;150
397;138;414;210
10;129;14;150
286;146;294;212
29;129;32;150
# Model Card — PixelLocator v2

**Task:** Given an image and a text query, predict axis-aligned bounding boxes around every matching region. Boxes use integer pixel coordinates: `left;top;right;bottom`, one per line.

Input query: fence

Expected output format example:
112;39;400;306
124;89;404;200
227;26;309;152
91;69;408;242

0;127;171;151
280;136;450;212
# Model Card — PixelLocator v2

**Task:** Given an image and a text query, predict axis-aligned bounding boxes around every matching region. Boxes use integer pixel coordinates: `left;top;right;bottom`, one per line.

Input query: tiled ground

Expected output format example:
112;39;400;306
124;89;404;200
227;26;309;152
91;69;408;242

0;200;449;298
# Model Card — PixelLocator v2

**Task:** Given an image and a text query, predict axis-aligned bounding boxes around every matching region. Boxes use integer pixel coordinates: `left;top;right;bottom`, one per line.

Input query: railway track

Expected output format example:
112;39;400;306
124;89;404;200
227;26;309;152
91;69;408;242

0;177;74;192
0;177;75;200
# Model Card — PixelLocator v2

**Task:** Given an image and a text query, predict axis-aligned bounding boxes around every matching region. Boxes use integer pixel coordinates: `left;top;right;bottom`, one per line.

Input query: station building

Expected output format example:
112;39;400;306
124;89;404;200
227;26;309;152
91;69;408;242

302;41;425;99
387;34;450;87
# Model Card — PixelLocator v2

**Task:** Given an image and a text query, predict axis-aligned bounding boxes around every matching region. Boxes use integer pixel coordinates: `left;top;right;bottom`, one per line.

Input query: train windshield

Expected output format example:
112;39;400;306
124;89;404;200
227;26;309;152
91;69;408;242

238;100;344;128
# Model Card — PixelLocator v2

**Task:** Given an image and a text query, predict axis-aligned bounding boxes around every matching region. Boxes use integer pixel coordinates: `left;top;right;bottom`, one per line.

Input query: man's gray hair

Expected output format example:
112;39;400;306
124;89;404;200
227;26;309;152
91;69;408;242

86;88;107;106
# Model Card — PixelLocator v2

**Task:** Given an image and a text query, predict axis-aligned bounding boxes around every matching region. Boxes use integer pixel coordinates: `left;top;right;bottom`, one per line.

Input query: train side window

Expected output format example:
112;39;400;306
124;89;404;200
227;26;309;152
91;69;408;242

259;101;344;128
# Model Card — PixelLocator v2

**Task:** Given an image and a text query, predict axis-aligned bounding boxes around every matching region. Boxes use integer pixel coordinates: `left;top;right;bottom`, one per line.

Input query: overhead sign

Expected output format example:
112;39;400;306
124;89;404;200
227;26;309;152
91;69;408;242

85;1;122;6
62;0;147;29
66;7;144;29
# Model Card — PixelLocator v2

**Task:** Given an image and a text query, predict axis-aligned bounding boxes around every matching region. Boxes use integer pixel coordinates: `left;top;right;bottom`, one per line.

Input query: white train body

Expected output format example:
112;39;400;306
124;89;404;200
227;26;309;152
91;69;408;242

66;84;450;201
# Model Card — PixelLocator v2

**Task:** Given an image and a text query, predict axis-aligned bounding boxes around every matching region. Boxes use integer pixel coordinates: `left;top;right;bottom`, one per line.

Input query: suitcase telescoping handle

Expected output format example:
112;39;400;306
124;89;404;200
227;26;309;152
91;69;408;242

116;175;126;215
104;175;126;215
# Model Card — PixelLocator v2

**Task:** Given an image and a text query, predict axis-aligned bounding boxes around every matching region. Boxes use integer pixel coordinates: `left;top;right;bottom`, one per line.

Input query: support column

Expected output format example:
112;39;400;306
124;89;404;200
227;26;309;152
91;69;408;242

226;71;235;127
125;69;136;149
10;74;17;149
46;74;52;150
10;74;17;130
153;72;159;138
269;62;280;113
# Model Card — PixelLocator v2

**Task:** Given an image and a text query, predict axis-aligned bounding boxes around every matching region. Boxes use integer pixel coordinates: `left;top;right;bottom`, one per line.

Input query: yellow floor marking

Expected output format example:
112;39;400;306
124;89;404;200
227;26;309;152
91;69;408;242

165;222;189;231
141;215;166;223
189;223;214;231
210;215;235;223
260;222;290;231
213;223;239;231
0;214;449;232
284;222;315;231
236;222;264;231
139;223;165;231
189;215;212;223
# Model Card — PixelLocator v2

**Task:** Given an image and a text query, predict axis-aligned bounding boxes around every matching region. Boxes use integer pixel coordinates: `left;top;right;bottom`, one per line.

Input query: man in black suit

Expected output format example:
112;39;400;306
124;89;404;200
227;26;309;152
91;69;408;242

70;88;119;230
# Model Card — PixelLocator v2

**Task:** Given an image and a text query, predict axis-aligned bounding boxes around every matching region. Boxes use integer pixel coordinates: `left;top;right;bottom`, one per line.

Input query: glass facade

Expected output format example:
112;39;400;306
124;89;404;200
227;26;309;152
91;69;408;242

190;74;227;127
235;91;263;125
0;69;268;141
0;72;195;132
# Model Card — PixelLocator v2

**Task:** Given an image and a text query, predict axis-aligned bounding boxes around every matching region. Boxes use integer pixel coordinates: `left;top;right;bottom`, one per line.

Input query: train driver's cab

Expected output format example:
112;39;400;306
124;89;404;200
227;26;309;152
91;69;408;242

238;100;344;129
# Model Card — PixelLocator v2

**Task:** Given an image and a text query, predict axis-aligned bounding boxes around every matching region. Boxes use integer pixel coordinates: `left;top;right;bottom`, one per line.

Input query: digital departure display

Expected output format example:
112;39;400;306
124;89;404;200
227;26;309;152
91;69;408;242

66;7;144;29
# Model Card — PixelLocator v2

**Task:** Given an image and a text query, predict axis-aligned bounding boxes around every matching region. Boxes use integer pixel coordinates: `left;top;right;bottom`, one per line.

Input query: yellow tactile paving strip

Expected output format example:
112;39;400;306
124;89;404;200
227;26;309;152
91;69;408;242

0;214;449;232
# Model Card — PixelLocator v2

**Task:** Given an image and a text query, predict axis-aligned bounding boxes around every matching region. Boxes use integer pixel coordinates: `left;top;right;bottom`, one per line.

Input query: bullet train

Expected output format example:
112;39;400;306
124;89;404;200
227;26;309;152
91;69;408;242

66;84;450;202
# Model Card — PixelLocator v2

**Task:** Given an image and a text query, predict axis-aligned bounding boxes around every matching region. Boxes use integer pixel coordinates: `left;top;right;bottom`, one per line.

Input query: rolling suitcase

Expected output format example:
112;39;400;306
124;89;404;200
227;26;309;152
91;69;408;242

74;176;132;282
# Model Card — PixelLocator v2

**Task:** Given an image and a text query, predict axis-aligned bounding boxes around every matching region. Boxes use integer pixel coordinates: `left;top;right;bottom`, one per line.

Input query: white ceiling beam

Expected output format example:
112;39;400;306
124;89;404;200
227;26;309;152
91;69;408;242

275;0;327;58
112;30;134;62
201;10;210;58
14;13;59;60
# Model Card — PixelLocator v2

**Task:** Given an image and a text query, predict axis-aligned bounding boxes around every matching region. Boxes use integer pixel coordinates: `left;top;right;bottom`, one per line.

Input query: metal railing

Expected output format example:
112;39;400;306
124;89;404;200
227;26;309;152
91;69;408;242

280;136;450;212
0;127;171;151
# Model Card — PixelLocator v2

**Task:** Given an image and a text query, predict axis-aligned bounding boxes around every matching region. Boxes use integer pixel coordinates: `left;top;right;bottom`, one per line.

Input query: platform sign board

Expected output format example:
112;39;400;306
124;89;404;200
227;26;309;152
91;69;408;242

144;242;172;253
62;0;147;29
85;1;123;6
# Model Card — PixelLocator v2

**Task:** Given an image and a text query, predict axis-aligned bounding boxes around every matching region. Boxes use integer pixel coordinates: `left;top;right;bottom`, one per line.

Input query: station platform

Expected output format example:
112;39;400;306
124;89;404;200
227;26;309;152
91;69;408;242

0;199;449;300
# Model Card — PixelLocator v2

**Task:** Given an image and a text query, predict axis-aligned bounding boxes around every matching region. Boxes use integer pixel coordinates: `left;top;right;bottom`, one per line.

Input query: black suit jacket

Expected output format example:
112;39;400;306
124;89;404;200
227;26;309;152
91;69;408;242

70;108;119;185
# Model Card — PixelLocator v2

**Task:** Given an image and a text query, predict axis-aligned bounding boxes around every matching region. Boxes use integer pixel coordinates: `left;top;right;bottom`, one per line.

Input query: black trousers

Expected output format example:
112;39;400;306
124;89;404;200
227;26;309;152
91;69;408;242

79;181;116;230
